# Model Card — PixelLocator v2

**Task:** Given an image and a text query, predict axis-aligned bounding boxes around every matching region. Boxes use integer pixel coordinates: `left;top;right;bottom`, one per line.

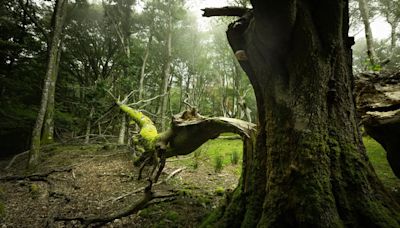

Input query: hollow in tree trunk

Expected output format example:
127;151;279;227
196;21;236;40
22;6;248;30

203;0;400;226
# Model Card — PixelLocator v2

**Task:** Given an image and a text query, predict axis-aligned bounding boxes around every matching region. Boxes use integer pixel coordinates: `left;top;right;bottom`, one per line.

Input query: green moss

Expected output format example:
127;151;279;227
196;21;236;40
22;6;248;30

215;187;225;196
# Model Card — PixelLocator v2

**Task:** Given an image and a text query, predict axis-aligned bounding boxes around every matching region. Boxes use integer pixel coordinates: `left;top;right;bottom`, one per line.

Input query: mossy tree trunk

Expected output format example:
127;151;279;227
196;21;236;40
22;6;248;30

41;49;62;145
29;0;67;167
206;1;400;227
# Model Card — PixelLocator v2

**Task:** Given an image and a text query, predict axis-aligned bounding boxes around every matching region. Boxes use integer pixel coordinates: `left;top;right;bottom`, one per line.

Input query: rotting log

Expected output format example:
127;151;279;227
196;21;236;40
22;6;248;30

355;71;400;178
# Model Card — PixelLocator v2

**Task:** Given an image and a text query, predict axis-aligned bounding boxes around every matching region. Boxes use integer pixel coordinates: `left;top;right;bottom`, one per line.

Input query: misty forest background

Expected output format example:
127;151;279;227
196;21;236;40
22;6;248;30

0;0;399;157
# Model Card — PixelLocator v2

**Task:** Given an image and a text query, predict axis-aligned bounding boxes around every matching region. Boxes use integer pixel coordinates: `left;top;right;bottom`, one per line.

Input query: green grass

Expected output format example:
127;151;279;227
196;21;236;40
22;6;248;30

203;138;242;166
363;137;399;192
174;136;399;195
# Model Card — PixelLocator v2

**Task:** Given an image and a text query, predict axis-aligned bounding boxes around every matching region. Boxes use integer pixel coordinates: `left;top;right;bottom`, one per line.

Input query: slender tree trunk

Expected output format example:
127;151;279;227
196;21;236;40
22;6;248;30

204;1;400;226
158;13;172;131
41;49;62;144
389;21;398;55
85;107;95;144
139;33;152;100
358;0;376;66
118;114;126;145
28;0;67;167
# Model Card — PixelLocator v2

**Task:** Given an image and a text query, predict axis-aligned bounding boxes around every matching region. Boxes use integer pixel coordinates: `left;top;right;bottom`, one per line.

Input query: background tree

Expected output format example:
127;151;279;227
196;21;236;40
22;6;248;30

357;0;378;66
28;0;68;166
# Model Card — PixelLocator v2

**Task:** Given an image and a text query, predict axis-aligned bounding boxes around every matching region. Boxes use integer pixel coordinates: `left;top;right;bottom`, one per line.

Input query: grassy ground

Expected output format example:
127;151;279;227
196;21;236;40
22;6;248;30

363;136;400;198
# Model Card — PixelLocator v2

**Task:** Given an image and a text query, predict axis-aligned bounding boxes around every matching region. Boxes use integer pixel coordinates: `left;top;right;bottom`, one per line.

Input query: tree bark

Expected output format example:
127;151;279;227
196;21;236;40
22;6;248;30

42;49;62;144
118;114;126;145
157;10;172;132
204;1;400;227
358;0;377;66
84;107;95;144
139;33;152;101
28;0;67;167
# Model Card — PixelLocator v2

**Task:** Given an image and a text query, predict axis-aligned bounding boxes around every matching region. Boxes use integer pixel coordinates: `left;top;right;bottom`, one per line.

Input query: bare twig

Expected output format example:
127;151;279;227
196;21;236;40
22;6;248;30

127;93;167;107
202;6;250;17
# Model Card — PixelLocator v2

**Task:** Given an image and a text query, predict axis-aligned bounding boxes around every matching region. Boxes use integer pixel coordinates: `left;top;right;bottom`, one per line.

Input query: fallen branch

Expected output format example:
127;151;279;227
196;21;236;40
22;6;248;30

0;167;73;181
108;167;186;203
55;181;177;227
202;7;249;17
4;150;29;170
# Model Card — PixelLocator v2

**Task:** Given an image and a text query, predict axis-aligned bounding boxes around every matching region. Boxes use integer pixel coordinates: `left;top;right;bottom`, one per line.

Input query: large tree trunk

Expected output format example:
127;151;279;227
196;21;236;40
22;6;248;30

204;1;400;227
358;0;377;66
28;0;67;167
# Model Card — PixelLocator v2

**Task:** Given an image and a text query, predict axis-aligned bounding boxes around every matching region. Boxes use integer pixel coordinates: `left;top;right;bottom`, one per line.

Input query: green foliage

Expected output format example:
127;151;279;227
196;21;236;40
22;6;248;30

165;211;179;221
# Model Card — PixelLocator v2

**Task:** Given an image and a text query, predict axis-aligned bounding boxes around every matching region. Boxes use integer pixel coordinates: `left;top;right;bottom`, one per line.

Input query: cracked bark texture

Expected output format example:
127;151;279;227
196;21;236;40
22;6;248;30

206;0;400;227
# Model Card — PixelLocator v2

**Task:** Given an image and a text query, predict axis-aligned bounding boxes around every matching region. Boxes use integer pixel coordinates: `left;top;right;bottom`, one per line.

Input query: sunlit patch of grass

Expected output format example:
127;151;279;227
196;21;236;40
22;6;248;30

203;138;243;165
364;137;400;194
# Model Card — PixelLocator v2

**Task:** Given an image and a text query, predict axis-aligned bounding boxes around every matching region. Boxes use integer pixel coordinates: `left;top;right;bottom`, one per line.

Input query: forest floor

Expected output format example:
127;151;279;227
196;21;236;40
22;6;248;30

0;138;242;227
0;137;398;227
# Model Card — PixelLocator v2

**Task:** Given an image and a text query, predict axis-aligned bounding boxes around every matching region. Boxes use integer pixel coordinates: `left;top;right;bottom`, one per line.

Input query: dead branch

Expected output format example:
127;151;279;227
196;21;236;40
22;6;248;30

4;150;29;170
108;167;186;203
165;167;186;181
202;7;250;17
127;93;167;107
54;180;177;227
0;167;72;182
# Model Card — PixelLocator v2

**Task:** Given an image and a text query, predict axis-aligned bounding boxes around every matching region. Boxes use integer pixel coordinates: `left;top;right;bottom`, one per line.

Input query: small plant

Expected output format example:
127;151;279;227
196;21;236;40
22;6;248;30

231;150;239;165
165;211;179;221
214;155;224;173
192;160;199;169
215;186;225;196
29;184;40;199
